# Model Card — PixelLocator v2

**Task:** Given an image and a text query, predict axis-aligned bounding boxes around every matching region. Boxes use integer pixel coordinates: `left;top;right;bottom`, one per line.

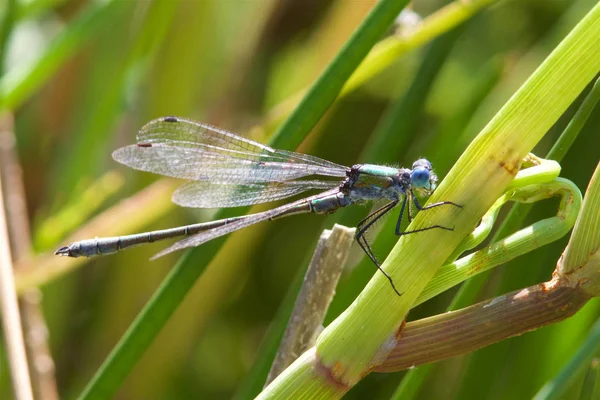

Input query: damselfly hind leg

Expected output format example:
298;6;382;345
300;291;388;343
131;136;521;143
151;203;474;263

356;201;402;296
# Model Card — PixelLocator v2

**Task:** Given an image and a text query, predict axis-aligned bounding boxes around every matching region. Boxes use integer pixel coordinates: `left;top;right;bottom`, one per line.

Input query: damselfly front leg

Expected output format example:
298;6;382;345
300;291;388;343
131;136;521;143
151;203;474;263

394;191;463;236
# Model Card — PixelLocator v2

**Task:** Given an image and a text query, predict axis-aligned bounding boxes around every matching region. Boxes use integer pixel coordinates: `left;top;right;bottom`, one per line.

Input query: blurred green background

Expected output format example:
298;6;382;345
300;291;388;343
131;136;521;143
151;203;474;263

1;0;599;399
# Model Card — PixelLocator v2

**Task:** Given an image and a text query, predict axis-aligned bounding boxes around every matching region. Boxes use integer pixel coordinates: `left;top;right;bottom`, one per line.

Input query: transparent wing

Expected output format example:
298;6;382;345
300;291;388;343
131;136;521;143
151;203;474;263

172;180;339;208
152;188;340;259
112;116;348;183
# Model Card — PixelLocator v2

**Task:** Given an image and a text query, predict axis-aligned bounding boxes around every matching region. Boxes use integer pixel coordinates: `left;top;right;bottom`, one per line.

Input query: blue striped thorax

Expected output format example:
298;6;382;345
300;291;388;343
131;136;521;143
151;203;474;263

344;159;437;203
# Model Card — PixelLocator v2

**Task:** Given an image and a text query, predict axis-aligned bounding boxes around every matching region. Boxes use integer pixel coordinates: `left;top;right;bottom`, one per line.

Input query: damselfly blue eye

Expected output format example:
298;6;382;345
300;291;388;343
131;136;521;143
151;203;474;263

411;167;430;188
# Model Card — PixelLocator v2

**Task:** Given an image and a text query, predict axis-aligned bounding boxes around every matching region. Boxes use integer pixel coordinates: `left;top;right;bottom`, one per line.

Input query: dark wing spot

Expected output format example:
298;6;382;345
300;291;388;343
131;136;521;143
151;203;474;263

137;143;152;147
163;116;178;123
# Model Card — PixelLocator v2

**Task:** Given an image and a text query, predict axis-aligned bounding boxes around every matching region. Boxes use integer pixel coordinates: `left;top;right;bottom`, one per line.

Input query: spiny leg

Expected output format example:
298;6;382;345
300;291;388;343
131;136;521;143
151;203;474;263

395;196;407;236
407;191;413;223
356;201;397;265
392;190;463;237
411;191;462;211
356;201;402;296
397;224;455;237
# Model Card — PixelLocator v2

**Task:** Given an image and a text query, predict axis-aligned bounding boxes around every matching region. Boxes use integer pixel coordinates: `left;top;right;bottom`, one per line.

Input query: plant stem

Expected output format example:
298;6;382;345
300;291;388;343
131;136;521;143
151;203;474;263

561;161;600;280
374;283;590;372
266;225;355;385
0;114;34;400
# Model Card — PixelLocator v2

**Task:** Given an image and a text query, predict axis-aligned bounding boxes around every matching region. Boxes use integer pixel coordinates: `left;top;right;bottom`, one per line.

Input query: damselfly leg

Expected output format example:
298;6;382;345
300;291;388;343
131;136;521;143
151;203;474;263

394;192;462;236
356;201;401;296
357;195;461;296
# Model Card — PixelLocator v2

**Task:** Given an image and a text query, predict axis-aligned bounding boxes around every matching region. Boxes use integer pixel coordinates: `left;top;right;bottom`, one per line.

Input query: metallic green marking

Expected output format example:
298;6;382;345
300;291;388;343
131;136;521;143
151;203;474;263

358;164;399;177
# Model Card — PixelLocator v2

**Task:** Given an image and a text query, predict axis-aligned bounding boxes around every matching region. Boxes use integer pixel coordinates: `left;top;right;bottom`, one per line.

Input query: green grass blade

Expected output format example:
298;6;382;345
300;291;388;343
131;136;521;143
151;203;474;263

233;262;309;400
0;0;124;110
78;251;194;400
579;358;600;400
0;0;17;73
534;318;600;400
270;0;410;149
549;76;600;163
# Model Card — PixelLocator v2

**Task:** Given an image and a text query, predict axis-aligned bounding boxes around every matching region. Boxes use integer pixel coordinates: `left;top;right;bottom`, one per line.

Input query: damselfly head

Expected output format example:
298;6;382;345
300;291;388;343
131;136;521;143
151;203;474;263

411;159;437;192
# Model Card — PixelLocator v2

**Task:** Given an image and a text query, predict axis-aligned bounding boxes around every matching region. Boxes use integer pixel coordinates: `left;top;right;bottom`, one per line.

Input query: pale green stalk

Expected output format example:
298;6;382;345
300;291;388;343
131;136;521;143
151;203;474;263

561;161;600;282
260;3;600;397
417;177;581;306
342;0;499;96
449;156;561;259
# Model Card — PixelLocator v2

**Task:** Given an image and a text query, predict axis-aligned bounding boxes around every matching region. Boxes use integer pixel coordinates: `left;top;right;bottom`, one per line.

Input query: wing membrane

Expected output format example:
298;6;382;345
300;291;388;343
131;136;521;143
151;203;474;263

113;117;348;183
172;180;339;208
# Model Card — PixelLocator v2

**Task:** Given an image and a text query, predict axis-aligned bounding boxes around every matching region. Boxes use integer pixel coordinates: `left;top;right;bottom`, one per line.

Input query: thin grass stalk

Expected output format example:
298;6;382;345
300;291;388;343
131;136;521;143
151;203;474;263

0;113;59;399
549;76;600;161
0;127;34;400
579;358;600;400
266;224;355;385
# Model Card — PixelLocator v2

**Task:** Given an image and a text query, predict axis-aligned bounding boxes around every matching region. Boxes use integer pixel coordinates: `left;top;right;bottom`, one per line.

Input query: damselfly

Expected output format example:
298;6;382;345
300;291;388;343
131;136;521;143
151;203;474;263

55;116;461;295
